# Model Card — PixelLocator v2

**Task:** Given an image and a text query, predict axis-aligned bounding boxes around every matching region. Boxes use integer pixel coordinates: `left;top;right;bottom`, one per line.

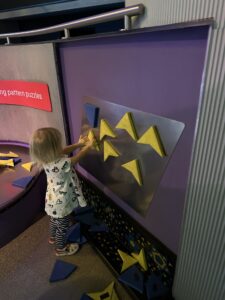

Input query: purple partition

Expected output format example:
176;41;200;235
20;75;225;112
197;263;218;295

0;142;46;247
58;25;209;254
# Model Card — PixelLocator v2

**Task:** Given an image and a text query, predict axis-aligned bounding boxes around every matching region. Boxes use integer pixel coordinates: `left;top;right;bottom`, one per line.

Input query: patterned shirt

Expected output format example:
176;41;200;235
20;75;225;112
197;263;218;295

43;157;87;218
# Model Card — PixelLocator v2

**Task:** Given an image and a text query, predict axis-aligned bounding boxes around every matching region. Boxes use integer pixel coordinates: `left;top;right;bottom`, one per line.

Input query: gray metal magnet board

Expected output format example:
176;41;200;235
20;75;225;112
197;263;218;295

79;96;185;216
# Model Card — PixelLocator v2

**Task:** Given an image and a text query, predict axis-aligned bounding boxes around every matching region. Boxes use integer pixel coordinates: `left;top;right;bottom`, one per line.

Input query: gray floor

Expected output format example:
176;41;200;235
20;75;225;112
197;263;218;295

0;215;133;300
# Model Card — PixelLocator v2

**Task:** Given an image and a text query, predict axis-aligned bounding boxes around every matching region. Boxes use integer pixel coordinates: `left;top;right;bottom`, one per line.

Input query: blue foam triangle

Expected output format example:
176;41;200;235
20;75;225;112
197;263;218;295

118;265;144;294
66;223;81;243
145;274;168;299
80;294;92;300
75;212;98;226
89;223;109;233
74;206;94;216
13;158;22;165
12;176;33;188
78;235;87;245
66;223;87;244
49;260;77;282
84;103;99;128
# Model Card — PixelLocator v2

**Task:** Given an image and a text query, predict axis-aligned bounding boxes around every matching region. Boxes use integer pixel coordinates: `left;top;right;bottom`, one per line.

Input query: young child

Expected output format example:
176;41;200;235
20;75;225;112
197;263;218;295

30;127;93;256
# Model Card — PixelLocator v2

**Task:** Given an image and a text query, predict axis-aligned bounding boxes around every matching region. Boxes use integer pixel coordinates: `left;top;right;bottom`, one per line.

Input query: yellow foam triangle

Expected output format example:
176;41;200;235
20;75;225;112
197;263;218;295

87;281;115;300
103;140;120;161
121;159;142;186
138;126;166;157
99;119;116;140
116;112;138;140
118;249;138;272
21;162;33;172
111;288;119;300
131;248;148;271
0;159;14;167
88;129;100;151
0;151;19;158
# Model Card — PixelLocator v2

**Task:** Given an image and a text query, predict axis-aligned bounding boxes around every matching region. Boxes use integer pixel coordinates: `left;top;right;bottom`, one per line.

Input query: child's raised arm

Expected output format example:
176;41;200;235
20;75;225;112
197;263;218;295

62;135;88;155
70;139;93;165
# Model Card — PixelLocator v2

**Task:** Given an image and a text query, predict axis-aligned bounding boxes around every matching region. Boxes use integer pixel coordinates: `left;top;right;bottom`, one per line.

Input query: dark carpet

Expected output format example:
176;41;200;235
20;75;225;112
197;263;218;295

0;215;133;300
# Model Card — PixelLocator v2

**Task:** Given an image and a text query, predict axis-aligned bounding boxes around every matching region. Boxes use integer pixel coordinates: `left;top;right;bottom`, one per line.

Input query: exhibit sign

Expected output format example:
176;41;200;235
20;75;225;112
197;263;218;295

0;80;52;111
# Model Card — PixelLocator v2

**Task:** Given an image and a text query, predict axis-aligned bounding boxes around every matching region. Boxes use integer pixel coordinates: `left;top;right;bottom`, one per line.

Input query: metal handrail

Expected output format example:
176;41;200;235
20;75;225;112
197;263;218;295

0;4;144;43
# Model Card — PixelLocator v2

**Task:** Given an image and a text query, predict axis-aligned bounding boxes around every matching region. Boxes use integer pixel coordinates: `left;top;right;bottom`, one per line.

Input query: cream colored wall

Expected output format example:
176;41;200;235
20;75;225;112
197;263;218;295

126;0;223;28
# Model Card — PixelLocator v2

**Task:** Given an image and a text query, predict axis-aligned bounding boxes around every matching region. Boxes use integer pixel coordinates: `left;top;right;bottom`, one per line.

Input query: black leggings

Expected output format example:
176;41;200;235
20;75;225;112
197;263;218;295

49;215;71;249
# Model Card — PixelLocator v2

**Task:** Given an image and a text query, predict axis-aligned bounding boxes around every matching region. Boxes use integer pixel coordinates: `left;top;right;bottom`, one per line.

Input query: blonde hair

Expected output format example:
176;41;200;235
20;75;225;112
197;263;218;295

30;127;63;165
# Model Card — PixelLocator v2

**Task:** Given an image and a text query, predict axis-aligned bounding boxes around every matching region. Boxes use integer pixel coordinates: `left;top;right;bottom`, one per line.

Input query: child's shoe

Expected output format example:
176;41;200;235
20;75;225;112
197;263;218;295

55;243;79;257
48;237;55;245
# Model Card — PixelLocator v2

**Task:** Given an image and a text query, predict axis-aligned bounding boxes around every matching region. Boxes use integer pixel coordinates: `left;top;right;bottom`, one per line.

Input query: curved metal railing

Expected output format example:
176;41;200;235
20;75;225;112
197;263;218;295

0;4;145;44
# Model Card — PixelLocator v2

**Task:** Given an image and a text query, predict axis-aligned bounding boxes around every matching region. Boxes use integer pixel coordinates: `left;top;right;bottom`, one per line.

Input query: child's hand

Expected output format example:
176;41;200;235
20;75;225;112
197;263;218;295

78;135;88;145
85;138;94;149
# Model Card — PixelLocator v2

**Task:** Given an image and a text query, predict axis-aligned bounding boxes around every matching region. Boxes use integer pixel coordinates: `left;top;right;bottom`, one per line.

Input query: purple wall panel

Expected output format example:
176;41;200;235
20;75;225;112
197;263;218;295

58;26;208;253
